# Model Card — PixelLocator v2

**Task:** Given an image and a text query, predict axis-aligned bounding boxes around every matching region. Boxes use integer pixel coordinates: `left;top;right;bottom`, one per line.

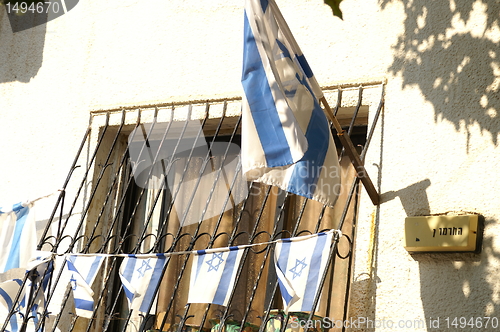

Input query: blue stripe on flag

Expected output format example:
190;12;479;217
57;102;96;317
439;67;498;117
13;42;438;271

4;205;30;271
74;298;94;312
277;277;294;305
43;261;53;289
194;250;206;283
31;303;39;326
276;241;293;305
276;39;291;59
139;257;166;313
122;257;135;281
287;95;330;198
85;257;102;284
277;240;291;272
260;0;268;12
122;257;136;303
123;286;134;305
242;12;294;167
195;254;205;283
11;203;24;212
6;318;17;331
66;259;78;272
296;54;314;79
301;233;329;311
212;250;238;305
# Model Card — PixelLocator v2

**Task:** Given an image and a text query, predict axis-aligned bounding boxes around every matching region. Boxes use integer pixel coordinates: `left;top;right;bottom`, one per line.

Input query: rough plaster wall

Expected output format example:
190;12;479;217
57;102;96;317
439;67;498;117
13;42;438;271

0;0;499;331
0;0;246;203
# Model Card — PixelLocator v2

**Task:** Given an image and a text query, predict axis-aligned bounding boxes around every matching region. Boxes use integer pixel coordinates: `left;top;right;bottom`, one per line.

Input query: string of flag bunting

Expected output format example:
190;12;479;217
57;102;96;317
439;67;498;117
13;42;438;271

0;229;341;323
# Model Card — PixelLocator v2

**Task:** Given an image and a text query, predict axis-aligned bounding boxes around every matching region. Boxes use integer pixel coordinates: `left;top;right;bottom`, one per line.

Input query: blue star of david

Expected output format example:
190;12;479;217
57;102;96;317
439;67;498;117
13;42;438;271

137;259;152;277
289;257;307;279
70;275;77;290
206;252;224;272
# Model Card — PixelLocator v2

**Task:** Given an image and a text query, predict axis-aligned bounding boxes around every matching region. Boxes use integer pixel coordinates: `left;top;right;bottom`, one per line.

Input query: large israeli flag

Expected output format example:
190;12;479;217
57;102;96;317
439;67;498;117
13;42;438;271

0;202;37;273
66;255;104;318
119;254;169;313
274;231;333;312
188;247;244;306
241;0;341;207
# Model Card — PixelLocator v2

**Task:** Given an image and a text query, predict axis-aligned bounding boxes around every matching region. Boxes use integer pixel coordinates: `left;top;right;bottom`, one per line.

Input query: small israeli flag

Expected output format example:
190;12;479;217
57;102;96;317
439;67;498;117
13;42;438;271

0;202;37;273
65;255;104;318
119;254;169;313
274;231;333;312
188;247;244;306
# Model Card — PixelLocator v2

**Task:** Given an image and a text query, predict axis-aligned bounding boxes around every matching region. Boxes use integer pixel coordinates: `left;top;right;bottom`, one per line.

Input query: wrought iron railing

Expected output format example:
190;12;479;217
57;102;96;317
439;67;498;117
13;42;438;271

1;83;384;332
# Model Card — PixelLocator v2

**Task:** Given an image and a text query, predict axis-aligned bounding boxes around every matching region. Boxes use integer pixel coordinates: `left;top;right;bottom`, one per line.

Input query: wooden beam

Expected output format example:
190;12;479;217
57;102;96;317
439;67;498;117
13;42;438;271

320;96;380;205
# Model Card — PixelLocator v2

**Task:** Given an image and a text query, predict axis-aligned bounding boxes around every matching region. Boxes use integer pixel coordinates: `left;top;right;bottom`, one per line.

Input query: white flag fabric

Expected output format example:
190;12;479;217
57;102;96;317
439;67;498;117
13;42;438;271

0;202;37;273
274;231;333;312
65;255;104;318
241;0;341;207
119;254;168;313
188;247;244;306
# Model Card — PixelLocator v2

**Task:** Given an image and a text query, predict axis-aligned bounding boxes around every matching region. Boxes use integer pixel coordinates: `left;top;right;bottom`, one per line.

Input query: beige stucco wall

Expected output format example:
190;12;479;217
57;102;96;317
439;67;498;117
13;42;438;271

350;1;500;331
1;0;499;331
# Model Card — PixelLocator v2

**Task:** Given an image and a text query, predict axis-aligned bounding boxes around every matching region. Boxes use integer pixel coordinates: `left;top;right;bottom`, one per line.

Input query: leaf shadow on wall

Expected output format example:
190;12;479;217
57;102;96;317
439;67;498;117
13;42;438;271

380;0;500;147
377;0;499;324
